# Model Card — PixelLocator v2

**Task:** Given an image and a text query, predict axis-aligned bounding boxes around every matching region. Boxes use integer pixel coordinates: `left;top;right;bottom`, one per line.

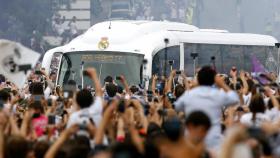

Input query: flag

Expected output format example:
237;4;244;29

251;55;270;85
251;55;266;73
0;39;41;88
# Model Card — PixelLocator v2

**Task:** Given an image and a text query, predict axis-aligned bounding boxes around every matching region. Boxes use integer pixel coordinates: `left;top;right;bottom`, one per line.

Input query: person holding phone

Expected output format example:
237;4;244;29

67;68;103;129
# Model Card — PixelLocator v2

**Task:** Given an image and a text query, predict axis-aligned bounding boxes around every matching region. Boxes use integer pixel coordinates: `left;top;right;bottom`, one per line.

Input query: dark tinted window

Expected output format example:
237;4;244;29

184;43;278;75
152;46;180;76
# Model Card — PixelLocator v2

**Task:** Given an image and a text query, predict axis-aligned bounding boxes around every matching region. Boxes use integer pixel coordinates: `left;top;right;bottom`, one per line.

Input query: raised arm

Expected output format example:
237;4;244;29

215;75;239;106
44;125;78;158
85;68;102;97
95;100;117;145
264;87;280;110
151;75;158;96
240;71;249;95
120;75;131;95
166;70;176;93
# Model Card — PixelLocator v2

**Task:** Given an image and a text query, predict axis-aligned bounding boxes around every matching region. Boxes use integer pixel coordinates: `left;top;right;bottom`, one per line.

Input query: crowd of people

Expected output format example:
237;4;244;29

132;0;187;22
0;65;280;158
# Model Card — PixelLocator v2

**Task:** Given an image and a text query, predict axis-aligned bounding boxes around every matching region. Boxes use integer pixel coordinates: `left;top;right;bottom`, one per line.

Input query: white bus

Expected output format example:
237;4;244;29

42;20;279;87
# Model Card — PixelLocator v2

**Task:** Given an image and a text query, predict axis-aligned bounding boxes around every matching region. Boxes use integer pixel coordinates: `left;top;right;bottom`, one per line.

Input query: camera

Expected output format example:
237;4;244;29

190;53;198;59
48;115;56;125
168;60;174;65
164;38;169;44
166;92;176;103
147;90;153;102
63;84;76;99
47;98;52;107
142;59;148;65
35;70;42;75
116;76;122;80
79;122;88;130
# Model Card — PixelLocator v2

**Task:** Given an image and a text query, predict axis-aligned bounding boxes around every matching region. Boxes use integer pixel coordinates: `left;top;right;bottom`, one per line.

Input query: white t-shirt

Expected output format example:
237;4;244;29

67;96;103;128
265;107;280;123
174;86;239;149
240;112;270;127
243;93;252;106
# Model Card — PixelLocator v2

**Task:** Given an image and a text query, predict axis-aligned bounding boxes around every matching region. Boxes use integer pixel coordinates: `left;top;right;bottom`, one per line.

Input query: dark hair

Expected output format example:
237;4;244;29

0;89;11;102
117;86;124;94
50;72;56;76
197;66;217;86
147;122;164;139
247;79;255;92
68;136;91;158
29;101;44;113
76;89;93;108
267;97;280;110
106;83;118;97
130;85;139;94
249;94;266;122
104;76;113;83
175;85;185;98
29;82;44;95
162;117;183;142
5;135;29;158
185;111;211;131
34;141;50;158
111;142;143;158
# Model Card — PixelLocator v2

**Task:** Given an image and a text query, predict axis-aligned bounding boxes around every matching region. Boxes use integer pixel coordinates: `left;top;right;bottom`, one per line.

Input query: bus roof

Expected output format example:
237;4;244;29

59;20;278;54
175;32;278;46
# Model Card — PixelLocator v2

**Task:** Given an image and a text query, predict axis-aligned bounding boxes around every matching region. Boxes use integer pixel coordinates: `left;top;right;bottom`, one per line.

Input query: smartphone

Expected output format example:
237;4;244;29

63;92;69;99
47;98;52;107
33;95;43;101
35;70;42;75
83;70;90;76
79;122;87;130
6;81;11;85
116;76;122;80
48;115;56;125
176;71;181;75
168;60;174;65
63;84;76;98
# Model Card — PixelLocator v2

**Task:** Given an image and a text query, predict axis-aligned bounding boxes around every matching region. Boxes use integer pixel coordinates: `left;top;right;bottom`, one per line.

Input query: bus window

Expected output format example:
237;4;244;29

152;46;180;76
184;43;222;75
49;52;62;76
184;44;278;75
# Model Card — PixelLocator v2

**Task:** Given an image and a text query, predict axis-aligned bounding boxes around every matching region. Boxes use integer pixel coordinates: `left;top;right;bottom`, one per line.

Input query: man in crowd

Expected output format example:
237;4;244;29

175;66;239;149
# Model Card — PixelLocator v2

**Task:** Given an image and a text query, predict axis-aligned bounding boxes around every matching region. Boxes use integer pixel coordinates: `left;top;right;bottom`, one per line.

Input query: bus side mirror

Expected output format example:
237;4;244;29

276;43;280;48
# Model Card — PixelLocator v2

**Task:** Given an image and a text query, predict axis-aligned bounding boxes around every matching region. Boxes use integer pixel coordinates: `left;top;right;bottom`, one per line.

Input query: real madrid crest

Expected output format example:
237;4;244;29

98;37;109;50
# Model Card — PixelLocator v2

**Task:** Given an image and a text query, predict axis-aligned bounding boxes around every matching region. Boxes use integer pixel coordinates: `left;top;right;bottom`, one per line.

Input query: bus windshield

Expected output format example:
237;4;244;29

58;51;144;87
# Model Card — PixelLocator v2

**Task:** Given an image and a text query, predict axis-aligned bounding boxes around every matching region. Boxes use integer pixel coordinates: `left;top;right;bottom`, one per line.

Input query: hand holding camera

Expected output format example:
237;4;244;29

83;68;97;79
